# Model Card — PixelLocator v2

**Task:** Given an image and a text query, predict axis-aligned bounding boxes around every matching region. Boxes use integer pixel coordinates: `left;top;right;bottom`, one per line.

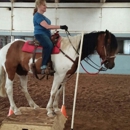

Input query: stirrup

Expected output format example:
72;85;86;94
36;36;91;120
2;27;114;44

41;67;55;75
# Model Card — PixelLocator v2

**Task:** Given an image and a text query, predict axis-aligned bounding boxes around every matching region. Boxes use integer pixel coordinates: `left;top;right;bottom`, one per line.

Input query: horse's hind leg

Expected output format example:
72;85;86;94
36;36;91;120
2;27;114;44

18;75;39;109
5;77;21;115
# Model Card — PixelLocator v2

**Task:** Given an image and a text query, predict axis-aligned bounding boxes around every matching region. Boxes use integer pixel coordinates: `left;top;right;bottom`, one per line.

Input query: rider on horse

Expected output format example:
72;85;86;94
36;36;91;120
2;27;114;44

33;0;68;75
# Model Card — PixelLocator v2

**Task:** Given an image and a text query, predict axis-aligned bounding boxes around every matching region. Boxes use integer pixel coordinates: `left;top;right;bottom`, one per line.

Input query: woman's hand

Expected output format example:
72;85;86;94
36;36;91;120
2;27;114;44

60;25;68;31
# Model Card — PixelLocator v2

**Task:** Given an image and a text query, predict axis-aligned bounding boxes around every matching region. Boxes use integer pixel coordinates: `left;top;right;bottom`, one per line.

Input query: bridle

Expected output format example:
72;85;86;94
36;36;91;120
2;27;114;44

65;30;115;74
100;32;116;65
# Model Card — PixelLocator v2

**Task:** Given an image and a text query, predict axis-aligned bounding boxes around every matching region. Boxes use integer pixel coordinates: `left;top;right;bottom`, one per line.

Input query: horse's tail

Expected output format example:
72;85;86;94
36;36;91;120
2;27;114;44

0;65;6;97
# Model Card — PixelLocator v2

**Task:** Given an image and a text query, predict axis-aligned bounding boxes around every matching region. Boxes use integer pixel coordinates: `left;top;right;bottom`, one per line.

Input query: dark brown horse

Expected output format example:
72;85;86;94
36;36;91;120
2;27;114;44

0;30;118;117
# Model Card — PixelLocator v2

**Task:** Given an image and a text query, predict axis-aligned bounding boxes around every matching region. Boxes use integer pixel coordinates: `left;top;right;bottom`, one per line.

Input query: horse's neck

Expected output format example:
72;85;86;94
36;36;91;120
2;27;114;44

60;34;81;53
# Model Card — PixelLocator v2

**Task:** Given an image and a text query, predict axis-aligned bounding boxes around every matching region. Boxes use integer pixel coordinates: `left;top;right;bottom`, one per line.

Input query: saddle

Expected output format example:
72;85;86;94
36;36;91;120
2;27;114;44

28;31;60;46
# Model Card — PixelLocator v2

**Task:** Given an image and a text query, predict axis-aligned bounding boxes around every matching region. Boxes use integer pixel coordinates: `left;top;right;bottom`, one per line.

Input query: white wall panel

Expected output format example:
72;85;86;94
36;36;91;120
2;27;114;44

13;8;33;31
13;8;56;32
0;8;11;30
11;7;130;33
102;8;130;33
58;8;101;32
0;3;130;34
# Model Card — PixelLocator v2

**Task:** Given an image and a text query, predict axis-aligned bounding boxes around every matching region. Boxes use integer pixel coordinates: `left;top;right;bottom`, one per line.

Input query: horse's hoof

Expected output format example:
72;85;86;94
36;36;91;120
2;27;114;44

34;105;40;109
54;110;61;115
47;112;55;117
54;108;61;115
30;103;39;109
14;110;22;115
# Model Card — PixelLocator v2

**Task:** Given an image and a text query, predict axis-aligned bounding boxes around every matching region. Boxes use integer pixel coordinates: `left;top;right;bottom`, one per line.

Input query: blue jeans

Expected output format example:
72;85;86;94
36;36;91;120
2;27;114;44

34;34;53;69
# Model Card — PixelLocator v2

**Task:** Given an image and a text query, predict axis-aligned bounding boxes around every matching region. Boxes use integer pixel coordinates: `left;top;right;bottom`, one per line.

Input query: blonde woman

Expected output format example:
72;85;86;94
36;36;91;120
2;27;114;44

33;0;68;75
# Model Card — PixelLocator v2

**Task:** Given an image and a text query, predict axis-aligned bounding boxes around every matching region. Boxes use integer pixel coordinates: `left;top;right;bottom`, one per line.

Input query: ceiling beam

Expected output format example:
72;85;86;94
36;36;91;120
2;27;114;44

55;0;59;3
100;0;106;3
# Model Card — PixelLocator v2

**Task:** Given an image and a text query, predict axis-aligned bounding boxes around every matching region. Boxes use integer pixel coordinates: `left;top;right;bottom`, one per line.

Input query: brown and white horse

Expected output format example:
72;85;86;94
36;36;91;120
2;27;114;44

0;30;118;117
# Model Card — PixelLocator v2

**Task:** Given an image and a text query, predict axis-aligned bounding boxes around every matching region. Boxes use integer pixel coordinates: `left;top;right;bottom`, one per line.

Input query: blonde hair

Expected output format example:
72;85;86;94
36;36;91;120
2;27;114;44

33;0;46;15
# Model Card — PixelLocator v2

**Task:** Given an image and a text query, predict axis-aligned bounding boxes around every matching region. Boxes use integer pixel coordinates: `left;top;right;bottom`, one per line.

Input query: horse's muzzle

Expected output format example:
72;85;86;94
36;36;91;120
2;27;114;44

104;61;115;69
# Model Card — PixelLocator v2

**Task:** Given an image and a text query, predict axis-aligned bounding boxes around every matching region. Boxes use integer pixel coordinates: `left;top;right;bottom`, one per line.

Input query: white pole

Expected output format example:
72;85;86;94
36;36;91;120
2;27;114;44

71;32;84;130
11;0;14;42
63;85;65;105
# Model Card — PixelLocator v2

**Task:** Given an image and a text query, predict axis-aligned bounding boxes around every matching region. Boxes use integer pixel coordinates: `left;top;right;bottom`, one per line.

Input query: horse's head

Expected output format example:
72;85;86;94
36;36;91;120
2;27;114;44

96;30;118;69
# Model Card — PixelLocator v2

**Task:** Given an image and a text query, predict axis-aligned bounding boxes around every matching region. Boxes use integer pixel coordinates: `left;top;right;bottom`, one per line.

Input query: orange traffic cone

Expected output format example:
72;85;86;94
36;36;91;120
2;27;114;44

61;105;68;118
7;107;14;116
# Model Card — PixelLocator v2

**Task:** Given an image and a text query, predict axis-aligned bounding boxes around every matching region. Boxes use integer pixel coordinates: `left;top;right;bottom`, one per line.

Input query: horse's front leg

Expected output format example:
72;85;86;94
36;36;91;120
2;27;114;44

53;74;72;115
5;77;21;115
18;75;39;109
46;74;65;117
53;82;66;114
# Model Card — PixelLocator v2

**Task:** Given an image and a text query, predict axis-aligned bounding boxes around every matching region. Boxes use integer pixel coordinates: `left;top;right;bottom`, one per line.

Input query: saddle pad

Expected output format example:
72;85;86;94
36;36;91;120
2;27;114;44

22;38;61;54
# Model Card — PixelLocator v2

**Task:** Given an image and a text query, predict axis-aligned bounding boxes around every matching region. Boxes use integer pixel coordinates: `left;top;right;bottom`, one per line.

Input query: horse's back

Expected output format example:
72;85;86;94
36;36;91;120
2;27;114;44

0;41;14;64
0;39;25;65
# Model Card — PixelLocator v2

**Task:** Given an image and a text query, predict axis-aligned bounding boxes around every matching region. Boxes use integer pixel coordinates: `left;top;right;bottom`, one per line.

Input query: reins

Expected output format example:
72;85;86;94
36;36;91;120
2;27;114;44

83;57;107;71
65;31;79;55
80;57;107;75
65;30;107;75
80;62;105;75
53;38;75;63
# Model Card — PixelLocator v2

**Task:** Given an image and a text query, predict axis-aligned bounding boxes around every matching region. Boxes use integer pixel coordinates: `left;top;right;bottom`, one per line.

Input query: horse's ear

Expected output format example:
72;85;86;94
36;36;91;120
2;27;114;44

105;29;109;34
105;29;111;45
104;30;108;37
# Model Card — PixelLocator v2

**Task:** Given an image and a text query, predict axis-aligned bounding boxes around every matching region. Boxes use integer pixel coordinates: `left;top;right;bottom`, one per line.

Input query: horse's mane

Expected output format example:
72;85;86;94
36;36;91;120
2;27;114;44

81;31;118;59
82;31;101;58
109;33;118;51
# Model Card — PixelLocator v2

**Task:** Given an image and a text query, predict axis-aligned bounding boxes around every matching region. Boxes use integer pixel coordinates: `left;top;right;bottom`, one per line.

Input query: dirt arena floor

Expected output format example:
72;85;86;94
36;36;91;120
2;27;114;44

0;73;130;130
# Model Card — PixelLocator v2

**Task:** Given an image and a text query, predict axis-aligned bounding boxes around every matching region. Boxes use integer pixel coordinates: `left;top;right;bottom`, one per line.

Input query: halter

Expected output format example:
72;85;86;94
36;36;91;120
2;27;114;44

101;32;116;65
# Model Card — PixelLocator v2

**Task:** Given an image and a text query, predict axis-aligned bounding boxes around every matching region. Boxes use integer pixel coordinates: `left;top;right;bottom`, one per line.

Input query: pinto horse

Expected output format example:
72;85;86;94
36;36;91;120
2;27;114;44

0;30;118;117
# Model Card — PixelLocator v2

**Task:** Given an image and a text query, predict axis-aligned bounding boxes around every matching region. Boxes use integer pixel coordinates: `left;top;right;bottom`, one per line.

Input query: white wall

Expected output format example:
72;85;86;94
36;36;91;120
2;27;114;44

0;2;130;75
0;2;130;35
0;8;11;31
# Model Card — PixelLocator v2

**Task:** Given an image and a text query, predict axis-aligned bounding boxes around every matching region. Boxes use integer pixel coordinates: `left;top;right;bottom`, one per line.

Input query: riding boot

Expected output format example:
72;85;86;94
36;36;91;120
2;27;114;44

47;60;55;76
41;60;55;76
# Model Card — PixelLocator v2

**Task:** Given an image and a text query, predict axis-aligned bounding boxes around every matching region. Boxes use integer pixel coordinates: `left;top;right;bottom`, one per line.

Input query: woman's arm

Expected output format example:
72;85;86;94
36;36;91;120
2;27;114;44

40;20;60;30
